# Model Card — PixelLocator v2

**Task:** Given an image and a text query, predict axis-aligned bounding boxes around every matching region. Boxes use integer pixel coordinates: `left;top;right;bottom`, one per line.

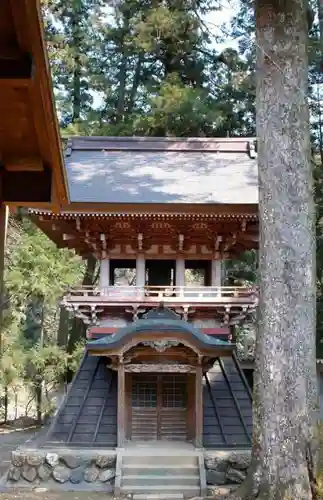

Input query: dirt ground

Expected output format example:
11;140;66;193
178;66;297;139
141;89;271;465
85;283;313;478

0;426;39;478
0;492;113;500
0;425;117;500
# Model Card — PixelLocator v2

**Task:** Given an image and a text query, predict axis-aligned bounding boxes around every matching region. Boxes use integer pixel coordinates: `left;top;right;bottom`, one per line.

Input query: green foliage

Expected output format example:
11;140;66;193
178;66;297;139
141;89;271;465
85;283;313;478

224;250;258;286
1;216;85;422
24;343;67;387
43;0;255;137
5;218;82;303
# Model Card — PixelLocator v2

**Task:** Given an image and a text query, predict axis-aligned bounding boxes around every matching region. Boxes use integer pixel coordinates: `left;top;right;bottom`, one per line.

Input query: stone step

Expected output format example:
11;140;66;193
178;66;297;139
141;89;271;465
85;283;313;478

122;474;200;487
123;465;198;476
123;454;198;467
120;485;200;497
133;494;184;500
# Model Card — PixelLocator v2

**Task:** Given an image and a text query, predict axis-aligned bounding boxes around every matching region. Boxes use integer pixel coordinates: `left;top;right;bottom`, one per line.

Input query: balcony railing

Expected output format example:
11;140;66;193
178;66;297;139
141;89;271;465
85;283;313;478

63;285;257;305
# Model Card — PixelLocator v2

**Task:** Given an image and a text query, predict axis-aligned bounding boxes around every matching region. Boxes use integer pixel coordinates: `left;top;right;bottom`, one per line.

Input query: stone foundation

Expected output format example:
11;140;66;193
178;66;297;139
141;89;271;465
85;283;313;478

5;448;116;491
204;450;251;487
4;447;250;493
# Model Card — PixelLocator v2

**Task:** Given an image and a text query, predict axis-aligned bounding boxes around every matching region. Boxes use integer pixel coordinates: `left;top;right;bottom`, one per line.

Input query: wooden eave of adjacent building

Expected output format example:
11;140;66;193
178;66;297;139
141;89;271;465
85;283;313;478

29;209;259;259
0;0;68;208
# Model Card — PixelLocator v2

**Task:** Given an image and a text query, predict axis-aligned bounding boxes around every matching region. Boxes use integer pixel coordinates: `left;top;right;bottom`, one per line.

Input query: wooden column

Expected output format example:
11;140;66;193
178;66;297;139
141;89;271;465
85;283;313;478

211;260;222;287
136;254;145;288
99;258;110;291
117;360;126;448
0;204;8;357
195;364;203;448
176;257;185;298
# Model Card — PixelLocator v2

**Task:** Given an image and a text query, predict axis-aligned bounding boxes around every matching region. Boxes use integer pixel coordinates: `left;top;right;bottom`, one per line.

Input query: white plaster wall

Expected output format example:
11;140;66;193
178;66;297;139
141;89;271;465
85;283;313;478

99;317;129;327
192;319;222;328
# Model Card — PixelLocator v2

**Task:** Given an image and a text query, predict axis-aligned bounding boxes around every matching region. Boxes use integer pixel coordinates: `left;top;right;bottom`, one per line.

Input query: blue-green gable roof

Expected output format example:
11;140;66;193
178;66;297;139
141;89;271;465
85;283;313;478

86;317;233;352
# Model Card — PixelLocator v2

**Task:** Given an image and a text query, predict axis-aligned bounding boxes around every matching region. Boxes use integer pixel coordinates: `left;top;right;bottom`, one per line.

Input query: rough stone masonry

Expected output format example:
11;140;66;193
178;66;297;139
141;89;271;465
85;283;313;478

4;448;251;493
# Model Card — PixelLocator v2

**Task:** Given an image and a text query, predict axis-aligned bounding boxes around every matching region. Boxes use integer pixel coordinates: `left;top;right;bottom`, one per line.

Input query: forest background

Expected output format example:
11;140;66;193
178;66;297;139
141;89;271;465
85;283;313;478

1;0;322;423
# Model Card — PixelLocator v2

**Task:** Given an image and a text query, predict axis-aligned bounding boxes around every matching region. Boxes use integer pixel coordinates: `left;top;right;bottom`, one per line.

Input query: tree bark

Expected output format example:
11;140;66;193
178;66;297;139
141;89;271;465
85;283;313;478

0;204;6;357
231;0;318;498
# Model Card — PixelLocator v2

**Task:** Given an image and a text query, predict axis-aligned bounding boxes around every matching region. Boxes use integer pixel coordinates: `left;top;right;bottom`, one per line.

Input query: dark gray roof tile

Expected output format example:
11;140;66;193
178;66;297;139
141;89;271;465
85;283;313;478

64;137;258;205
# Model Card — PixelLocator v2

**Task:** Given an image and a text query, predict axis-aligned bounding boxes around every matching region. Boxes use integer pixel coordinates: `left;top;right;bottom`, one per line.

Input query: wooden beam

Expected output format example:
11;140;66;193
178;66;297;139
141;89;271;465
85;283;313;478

0;52;32;79
1;168;52;203
8;0;68;208
3;156;44;172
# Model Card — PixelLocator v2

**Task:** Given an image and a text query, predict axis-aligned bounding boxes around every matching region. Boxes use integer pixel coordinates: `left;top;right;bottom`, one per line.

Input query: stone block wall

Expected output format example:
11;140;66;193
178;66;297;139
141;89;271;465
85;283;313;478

204;450;251;488
6;448;116;491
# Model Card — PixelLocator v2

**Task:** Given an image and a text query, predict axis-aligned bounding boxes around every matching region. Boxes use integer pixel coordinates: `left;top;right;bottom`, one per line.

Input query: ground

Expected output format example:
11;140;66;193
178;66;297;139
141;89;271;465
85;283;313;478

0;424;114;500
0;492;111;500
0;425;38;478
1;422;323;499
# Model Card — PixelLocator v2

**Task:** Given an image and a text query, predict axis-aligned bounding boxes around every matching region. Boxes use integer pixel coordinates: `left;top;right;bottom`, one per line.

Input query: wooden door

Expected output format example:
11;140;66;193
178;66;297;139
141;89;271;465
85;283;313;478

130;374;188;442
159;374;188;441
131;374;158;441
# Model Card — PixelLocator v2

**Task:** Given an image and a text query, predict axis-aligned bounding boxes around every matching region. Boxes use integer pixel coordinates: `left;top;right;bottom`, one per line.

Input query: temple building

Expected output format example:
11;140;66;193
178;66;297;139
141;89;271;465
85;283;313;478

25;137;258;496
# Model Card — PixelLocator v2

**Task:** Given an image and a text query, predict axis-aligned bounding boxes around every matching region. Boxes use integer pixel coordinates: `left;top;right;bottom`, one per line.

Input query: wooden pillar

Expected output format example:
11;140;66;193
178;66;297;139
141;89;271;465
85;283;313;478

211;260;222;287
99;258;110;291
195;364;203;448
117;360;126;448
136;254;145;288
0;204;8;357
176;257;185;291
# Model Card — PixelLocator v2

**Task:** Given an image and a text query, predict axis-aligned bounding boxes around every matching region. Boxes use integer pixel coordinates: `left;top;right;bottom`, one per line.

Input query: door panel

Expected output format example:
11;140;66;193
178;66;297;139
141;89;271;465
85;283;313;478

160;375;187;441
130;374;188;442
131;375;158;441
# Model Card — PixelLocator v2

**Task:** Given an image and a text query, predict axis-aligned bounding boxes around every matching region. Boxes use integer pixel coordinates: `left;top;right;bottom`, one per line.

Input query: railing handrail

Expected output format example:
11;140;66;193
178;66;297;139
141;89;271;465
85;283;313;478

64;284;258;304
67;284;256;291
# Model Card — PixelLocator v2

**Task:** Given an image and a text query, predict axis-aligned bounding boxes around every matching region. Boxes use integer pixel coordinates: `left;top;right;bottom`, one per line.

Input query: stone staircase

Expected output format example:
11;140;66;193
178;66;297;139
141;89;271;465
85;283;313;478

115;446;206;498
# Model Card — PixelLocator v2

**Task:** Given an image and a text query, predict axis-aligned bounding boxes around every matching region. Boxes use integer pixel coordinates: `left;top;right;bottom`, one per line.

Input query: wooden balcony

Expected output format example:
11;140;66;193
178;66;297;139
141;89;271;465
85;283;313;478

63;285;258;308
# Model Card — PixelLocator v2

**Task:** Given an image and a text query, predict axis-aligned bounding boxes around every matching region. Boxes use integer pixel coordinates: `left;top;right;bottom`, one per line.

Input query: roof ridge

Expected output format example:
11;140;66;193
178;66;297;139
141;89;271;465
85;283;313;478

65;136;257;154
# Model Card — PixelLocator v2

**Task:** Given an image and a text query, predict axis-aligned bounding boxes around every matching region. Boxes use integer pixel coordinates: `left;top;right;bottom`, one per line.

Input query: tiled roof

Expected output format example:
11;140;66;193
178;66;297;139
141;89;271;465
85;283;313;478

86;318;233;351
64;137;258;205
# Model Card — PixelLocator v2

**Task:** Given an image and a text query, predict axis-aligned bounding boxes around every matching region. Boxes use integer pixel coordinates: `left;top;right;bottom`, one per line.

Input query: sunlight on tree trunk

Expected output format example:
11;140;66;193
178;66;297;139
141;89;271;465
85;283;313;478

230;0;318;498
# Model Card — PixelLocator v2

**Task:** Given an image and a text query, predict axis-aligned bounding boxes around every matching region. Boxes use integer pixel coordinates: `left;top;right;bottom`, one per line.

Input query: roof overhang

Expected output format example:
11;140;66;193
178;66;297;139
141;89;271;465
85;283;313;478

86;317;234;357
0;0;68;209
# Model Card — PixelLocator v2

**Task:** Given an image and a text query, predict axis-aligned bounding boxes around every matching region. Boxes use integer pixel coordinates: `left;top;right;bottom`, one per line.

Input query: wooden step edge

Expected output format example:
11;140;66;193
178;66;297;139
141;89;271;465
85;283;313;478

122;475;200;480
120;485;200;491
123;465;198;470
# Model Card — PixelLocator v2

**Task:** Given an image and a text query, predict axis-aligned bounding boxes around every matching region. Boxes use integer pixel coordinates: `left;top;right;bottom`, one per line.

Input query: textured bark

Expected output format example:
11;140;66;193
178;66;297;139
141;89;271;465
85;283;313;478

0;204;5;357
230;0;318;499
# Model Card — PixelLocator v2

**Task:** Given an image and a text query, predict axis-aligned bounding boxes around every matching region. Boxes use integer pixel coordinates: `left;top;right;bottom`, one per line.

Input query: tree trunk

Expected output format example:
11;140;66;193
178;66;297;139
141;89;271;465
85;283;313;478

71;6;82;122
232;0;318;498
0;204;7;357
35;381;42;426
127;54;143;115
57;307;70;347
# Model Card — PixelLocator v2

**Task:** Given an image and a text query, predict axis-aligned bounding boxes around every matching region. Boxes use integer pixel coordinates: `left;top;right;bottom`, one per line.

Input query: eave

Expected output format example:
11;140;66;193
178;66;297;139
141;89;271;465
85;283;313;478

0;0;68;209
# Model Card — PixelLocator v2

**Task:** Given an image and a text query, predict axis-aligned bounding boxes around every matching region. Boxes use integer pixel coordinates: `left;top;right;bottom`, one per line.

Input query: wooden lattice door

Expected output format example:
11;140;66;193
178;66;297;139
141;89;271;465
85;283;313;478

130;374;188;442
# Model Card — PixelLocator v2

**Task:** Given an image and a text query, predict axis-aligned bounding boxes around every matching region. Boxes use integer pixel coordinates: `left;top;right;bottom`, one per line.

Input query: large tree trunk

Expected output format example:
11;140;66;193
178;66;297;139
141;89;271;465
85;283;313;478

232;0;318;499
0;204;6;357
